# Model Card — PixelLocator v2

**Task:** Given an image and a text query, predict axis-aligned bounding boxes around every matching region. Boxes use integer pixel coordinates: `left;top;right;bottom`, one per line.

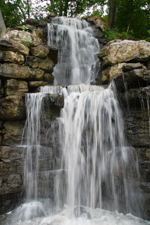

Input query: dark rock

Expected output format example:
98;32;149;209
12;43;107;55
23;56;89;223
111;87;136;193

74;206;91;219
122;63;144;72
3;121;25;145
24;19;47;28
0;96;26;120
47;45;58;63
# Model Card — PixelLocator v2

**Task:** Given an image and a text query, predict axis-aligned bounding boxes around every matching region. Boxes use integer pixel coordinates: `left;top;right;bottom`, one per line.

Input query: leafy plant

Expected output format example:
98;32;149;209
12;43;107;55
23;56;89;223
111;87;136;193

103;28;135;41
22;25;29;31
21;38;32;47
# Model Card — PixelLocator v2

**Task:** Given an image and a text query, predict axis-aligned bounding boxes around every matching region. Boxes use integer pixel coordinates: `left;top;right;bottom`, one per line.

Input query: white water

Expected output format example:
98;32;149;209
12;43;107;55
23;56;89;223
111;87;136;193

48;17;100;85
1;17;149;225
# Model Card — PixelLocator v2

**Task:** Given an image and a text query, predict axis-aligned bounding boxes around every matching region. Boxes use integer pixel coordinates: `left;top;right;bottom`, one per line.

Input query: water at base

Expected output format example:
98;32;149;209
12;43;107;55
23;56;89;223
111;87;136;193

1;206;150;225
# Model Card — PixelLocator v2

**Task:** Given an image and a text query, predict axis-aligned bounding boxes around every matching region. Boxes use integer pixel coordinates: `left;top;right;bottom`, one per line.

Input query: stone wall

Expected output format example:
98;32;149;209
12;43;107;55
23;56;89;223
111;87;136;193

98;39;150;219
0;24;59;214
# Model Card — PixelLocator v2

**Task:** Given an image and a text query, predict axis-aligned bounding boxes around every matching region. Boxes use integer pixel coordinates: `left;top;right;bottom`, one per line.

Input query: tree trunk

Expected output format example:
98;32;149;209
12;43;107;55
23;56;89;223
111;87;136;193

108;0;117;29
0;9;6;37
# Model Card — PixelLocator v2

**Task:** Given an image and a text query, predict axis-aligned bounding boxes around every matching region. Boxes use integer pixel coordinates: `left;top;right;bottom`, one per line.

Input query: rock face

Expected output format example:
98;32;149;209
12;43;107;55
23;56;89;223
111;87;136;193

0;24;59;214
98;38;150;220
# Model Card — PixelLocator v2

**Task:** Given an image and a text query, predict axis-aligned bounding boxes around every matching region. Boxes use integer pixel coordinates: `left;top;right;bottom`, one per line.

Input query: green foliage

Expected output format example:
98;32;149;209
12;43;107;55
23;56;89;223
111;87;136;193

115;0;150;40
21;38;32;47
22;25;29;31
0;0;24;27
103;28;134;41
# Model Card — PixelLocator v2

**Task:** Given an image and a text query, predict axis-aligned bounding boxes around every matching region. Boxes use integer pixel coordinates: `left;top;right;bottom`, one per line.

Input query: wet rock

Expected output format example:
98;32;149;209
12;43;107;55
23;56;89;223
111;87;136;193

0;96;25;120
119;86;150;107
42;94;64;109
5;79;28;96
31;45;49;58
74;206;91;219
123;109;150;148
3;121;25;145
47;45;58;62
98;40;150;68
0;174;23;195
43;73;54;84
113;69;146;92
0;79;4;97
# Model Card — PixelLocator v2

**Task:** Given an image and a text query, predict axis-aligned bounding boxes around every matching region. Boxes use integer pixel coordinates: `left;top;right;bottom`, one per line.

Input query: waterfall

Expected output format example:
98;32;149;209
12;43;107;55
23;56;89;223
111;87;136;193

4;17;149;225
47;17;100;85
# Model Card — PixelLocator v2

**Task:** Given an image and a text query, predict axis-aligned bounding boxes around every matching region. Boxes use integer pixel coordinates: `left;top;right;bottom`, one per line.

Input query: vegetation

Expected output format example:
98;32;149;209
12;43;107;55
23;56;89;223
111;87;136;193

0;0;150;41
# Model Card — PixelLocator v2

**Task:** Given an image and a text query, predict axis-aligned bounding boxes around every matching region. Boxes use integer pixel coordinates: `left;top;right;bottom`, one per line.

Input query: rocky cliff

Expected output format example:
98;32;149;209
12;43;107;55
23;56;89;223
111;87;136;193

98;39;150;219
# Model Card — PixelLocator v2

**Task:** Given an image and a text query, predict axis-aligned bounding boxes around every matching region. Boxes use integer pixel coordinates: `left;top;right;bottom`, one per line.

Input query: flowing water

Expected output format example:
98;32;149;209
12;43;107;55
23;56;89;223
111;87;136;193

1;17;150;225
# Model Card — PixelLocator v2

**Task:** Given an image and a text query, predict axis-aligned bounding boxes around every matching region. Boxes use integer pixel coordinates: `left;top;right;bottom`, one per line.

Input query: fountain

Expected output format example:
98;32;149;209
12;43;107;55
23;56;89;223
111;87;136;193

1;17;150;225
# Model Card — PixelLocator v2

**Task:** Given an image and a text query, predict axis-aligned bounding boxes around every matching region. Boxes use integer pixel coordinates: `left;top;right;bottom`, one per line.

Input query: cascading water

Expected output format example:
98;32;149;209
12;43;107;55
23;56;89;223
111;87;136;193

1;17;150;225
47;17;100;85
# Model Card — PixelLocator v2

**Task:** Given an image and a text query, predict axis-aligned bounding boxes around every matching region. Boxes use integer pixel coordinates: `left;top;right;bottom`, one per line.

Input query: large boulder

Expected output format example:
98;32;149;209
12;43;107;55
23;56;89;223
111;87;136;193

0;96;25;120
3;121;25;145
32;28;44;46
38;57;54;72
98;40;150;68
5;79;28;96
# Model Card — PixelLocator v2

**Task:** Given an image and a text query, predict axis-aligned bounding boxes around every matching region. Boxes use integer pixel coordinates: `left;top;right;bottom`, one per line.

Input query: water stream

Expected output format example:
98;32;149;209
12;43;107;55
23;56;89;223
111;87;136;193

1;17;150;225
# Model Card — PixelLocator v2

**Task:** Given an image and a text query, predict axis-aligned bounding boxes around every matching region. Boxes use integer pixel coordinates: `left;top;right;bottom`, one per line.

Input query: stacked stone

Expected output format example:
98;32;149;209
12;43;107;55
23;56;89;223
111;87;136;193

98;39;150;219
0;25;58;213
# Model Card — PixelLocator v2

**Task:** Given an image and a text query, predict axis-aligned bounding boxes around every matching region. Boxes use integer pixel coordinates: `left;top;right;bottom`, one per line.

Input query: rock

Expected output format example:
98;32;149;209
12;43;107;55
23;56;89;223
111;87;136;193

3;121;25;145
101;63;126;84
47;45;58;62
0;174;23;195
24;18;47;28
5;79;28;96
26;56;42;68
0;38;13;48
29;81;48;89
114;69;146;92
0;96;25;120
10;40;29;56
34;68;44;80
123;109;150;148
31;45;49;58
0;63;32;80
0;79;4;97
119;86;150;107
43;73;54;84
0;63;44;81
39;57;54;72
16;24;36;32
0;51;24;64
0;38;29;56
0;146;24;163
122;63;145;72
26;56;54;73
95;18;108;31
32;28;44;46
42;94;64;109
74;206;91;219
4;30;32;47
98;40;150;68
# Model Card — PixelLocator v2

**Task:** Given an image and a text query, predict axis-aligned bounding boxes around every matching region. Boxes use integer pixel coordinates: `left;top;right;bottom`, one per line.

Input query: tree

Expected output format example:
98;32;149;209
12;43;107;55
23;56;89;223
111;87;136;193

0;8;6;36
115;0;150;39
